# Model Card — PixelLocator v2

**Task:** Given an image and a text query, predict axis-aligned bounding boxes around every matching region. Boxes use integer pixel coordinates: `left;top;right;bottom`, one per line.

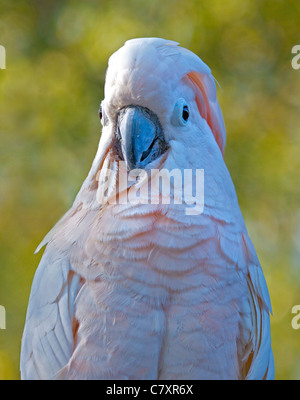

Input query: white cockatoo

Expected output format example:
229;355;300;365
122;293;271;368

20;38;274;380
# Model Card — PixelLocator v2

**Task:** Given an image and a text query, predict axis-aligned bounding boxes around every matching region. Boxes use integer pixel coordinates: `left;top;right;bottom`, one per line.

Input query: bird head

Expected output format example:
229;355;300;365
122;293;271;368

98;38;226;172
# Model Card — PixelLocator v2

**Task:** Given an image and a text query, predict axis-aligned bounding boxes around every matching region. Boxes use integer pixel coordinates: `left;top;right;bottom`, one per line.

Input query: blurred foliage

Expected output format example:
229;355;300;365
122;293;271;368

0;0;300;380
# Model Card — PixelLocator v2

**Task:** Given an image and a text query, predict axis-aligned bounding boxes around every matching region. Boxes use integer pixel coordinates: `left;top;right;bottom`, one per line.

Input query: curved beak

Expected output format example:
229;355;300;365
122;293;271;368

116;106;167;170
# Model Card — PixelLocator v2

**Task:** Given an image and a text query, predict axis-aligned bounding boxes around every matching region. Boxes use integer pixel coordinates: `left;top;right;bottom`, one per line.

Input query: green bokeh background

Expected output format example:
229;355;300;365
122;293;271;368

0;0;300;380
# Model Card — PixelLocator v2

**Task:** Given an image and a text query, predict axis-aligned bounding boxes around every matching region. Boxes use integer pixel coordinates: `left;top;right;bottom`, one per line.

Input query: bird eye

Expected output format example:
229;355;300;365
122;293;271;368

182;105;189;122
171;99;190;126
99;102;109;126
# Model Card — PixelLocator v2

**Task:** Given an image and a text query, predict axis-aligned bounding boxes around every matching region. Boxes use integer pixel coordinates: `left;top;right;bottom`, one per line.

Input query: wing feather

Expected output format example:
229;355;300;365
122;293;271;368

20;248;83;379
238;233;274;380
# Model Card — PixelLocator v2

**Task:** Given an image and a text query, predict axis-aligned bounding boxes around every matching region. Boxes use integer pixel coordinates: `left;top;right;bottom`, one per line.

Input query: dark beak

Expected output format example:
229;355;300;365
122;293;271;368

116;105;168;170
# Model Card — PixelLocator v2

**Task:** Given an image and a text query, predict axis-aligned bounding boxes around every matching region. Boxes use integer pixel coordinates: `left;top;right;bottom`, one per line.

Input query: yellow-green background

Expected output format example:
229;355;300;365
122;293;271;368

0;0;299;380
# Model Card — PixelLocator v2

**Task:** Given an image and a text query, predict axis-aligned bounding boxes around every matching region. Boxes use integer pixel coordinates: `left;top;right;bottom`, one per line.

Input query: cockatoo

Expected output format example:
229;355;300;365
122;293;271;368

20;38;274;380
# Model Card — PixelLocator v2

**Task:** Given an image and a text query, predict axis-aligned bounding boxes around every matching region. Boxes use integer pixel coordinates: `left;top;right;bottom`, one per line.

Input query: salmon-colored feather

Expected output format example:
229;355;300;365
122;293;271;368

187;71;226;156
